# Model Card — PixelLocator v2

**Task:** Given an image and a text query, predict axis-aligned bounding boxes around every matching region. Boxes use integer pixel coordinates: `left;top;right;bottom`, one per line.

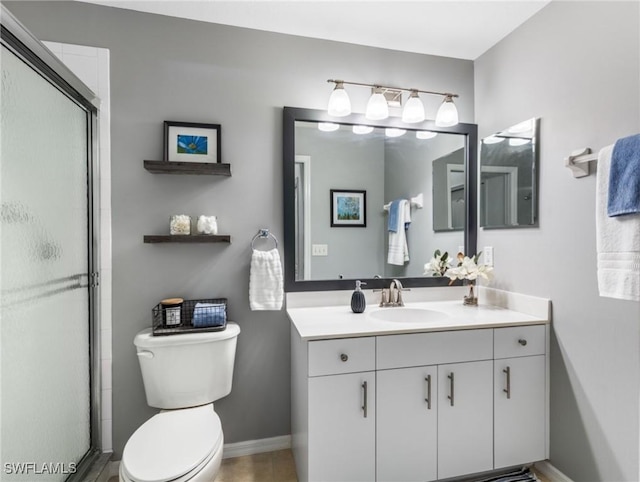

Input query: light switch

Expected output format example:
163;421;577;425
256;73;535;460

312;244;328;256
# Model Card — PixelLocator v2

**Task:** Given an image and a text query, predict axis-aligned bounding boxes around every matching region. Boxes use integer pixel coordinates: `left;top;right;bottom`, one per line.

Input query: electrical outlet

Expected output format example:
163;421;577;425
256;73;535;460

483;246;494;266
312;244;328;256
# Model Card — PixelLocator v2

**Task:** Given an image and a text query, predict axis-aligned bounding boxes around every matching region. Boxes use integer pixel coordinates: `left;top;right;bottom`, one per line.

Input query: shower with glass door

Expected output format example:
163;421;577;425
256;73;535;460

1;7;101;481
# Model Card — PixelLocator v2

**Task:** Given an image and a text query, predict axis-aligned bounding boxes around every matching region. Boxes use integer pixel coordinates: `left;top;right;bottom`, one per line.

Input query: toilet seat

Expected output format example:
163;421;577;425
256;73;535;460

121;404;222;482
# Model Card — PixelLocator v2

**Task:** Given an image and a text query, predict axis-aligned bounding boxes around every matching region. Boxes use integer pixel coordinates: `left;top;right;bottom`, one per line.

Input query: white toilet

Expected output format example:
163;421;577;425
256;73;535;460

120;323;240;482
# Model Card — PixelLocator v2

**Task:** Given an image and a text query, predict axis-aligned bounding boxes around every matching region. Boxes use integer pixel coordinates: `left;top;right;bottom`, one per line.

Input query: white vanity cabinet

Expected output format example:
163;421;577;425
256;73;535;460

296;336;376;482
493;325;547;469
377;329;495;481
290;306;549;482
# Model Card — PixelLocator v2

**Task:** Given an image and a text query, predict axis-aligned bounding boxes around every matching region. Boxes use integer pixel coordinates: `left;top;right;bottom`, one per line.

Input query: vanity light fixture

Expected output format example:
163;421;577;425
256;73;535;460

402;90;426;123
353;125;374;135
327;79;459;126
385;128;407;138
509;137;531;146
435;95;459;127
416;131;438;140
318;122;340;132
327;81;351;117
483;135;505;144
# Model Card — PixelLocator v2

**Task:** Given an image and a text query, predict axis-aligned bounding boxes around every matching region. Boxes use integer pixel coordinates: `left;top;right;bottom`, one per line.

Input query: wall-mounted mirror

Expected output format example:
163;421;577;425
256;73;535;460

480;118;539;228
283;107;478;292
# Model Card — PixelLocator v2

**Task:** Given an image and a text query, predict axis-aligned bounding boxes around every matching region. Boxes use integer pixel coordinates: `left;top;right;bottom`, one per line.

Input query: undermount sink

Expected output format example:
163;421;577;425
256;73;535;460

369;307;451;323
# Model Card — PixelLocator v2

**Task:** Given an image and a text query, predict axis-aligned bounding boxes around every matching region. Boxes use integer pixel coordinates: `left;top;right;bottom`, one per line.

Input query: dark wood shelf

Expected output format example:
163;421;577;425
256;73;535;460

144;235;231;244
144;160;231;176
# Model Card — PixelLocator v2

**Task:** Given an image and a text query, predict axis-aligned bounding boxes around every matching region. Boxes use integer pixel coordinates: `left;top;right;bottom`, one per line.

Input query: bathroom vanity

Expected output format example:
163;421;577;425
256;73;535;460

288;288;550;482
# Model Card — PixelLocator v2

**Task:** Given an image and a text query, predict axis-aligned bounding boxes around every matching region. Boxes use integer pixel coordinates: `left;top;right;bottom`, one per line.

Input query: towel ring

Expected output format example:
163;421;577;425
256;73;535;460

251;229;279;250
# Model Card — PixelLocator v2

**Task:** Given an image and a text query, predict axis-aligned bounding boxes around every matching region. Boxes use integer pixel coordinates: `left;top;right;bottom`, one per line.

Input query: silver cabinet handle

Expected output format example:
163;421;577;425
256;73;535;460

518;338;527;346
447;372;455;406
425;375;432;410
362;381;368;418
340;353;348;362
503;366;511;399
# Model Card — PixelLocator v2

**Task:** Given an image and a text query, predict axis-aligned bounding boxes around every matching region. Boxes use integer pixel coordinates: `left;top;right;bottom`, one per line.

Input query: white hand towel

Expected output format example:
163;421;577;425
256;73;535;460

596;144;640;301
250;248;284;310
387;200;411;265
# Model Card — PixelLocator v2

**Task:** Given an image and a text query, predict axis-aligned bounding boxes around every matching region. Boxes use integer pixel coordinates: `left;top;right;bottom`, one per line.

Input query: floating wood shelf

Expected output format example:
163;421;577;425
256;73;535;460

144;160;231;176
144;235;231;244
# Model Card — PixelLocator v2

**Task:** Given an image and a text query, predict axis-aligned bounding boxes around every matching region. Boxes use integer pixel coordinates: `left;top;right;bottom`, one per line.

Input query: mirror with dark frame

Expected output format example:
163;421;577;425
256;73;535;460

283;107;478;292
480;118;539;229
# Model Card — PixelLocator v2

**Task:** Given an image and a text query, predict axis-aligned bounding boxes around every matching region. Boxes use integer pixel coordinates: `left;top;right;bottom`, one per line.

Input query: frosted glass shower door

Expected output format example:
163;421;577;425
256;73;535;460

1;44;93;480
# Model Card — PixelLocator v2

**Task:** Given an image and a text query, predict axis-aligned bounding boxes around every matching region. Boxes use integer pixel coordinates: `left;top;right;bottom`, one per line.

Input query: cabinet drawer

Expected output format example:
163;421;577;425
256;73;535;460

377;329;493;370
494;325;546;359
309;337;375;377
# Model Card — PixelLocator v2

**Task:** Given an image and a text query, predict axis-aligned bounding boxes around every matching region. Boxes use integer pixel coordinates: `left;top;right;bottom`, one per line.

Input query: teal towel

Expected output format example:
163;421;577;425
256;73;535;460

608;134;640;217
192;302;226;327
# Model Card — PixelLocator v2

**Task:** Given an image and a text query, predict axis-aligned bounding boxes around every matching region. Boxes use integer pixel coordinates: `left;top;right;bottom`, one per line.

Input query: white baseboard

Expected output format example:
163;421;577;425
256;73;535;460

534;460;574;482
222;435;292;459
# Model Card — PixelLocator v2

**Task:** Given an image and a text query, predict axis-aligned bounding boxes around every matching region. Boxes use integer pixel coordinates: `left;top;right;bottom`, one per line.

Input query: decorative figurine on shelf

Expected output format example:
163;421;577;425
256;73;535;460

170;215;191;235
196;215;218;235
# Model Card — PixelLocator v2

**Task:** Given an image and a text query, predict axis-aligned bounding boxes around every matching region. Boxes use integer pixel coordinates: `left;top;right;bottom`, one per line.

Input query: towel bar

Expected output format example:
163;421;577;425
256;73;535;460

383;193;424;211
566;147;598;178
251;228;279;249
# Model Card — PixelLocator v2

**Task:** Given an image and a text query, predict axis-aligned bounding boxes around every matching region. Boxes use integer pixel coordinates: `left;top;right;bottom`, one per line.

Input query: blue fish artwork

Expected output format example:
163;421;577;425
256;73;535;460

177;135;208;155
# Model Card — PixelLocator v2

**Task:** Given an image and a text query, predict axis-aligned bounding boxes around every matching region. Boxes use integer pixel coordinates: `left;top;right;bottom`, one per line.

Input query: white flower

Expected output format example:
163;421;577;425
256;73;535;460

445;255;494;282
424;250;451;276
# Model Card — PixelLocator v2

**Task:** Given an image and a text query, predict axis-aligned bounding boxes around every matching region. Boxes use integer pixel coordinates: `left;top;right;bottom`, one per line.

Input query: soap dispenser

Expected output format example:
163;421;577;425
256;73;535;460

351;280;367;313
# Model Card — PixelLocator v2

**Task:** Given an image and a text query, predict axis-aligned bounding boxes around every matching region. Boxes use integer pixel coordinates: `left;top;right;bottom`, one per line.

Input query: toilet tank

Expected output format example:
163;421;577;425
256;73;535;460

134;323;240;409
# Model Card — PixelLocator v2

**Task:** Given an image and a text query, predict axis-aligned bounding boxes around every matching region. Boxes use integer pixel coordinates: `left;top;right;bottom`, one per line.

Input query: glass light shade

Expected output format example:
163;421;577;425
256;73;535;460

416;131;438;140
353;125;374;135
509;137;530;146
365;89;389;120
318;122;340;132
385;128;406;138
435;97;459;127
327;83;351;117
402;91;425;123
483;135;505;144
507;119;533;134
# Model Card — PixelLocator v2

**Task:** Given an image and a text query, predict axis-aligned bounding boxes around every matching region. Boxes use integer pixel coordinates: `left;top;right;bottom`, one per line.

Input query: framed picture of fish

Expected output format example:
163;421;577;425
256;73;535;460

164;121;221;163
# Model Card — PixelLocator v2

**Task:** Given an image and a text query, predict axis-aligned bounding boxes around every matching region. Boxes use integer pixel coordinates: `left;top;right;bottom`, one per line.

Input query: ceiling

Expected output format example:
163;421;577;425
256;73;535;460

79;0;551;60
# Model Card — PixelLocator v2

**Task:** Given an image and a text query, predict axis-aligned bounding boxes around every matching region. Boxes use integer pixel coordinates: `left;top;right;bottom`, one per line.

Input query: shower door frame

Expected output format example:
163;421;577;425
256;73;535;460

1;6;103;480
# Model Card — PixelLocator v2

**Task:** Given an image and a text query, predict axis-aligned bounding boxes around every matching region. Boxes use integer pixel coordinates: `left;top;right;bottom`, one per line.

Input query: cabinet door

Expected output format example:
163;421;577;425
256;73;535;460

308;372;375;481
494;355;546;468
377;366;438;482
438;360;494;479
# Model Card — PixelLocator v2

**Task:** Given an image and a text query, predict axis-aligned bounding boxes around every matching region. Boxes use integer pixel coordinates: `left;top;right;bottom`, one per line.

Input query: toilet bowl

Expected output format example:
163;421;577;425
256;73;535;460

121;323;240;482
120;404;223;482
120;404;224;482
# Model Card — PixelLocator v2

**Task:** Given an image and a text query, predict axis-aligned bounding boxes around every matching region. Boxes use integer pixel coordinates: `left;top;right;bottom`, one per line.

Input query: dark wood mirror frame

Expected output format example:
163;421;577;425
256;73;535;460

283;106;478;292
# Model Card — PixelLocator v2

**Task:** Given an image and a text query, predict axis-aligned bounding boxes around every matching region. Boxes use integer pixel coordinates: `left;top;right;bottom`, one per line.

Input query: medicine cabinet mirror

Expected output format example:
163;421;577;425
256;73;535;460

480;118;539;228
283;107;478;292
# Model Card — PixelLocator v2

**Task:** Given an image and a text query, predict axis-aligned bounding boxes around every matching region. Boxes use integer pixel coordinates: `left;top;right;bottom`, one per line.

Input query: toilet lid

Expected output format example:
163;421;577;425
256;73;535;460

122;404;222;482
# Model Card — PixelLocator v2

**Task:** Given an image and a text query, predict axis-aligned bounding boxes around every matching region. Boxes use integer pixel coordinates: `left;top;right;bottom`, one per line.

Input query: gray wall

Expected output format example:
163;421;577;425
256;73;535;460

295;125;385;280
5;1;474;458
384;135;466;278
475;2;640;481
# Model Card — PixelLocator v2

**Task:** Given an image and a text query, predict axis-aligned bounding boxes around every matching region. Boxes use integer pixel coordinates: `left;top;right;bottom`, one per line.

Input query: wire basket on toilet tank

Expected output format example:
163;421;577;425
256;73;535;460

152;298;228;336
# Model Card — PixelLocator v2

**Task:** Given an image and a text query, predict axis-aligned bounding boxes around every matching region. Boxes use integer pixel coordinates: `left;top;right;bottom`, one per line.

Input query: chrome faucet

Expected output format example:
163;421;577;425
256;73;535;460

377;279;409;307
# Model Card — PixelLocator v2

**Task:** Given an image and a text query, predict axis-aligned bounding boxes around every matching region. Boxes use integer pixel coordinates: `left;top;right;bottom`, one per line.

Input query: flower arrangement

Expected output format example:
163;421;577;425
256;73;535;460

424;250;494;305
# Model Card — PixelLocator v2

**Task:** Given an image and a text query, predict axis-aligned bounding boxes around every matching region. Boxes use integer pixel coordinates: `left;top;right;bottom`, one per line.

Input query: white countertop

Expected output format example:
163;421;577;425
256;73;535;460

287;298;549;341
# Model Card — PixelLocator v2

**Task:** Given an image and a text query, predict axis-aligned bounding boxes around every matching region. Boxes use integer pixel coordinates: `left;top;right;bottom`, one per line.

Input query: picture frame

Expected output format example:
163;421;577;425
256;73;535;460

164;121;221;163
330;189;367;227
